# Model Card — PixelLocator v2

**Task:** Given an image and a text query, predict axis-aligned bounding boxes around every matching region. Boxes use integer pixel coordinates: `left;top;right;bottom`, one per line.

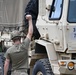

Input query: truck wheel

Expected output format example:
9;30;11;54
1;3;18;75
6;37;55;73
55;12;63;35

32;58;54;75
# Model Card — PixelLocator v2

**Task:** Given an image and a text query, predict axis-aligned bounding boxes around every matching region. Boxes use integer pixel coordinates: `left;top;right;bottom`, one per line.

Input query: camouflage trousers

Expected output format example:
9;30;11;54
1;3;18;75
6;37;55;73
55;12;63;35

11;69;27;75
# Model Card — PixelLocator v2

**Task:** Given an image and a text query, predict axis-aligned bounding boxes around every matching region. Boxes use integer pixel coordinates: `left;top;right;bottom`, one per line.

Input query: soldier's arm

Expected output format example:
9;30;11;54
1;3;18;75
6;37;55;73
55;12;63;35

26;15;33;40
4;58;10;75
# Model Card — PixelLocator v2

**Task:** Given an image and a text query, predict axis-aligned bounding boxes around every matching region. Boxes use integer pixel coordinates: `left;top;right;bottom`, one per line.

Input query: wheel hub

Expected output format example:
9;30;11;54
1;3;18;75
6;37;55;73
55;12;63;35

36;71;43;75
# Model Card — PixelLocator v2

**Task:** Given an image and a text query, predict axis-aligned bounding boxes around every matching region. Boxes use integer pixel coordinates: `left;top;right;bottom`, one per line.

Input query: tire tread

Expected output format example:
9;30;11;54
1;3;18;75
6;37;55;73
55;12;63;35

38;58;54;75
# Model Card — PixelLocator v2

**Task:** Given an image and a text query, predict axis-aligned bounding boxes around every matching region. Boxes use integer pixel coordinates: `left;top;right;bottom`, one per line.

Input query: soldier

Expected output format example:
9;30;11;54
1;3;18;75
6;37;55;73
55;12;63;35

24;0;40;39
4;14;33;75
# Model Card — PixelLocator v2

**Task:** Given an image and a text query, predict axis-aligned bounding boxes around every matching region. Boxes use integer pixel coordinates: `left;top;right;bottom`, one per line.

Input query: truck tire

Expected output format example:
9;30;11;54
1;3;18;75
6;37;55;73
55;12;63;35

32;58;54;75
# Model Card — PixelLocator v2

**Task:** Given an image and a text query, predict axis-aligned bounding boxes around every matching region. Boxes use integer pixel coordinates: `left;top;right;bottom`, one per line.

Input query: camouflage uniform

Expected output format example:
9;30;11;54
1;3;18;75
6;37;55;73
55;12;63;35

4;37;30;75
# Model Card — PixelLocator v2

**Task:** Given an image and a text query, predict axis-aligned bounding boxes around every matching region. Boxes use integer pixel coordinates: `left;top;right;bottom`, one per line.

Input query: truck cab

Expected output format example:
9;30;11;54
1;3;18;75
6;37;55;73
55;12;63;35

30;0;76;75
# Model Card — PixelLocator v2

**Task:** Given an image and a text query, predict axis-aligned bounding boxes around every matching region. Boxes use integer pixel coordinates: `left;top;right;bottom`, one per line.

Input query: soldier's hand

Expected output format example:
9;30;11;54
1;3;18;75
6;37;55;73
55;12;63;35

26;15;32;20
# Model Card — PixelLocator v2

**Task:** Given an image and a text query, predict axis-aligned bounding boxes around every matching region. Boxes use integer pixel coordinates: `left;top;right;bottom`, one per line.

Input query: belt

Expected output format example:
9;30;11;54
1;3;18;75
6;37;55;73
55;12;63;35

12;68;27;73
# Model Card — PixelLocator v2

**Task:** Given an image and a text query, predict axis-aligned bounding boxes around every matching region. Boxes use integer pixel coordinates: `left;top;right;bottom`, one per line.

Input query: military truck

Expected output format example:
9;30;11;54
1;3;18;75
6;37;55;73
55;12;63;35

29;0;76;75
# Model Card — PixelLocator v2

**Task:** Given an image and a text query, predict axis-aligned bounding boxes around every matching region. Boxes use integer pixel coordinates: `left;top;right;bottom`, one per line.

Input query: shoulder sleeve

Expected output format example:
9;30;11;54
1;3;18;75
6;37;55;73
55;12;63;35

4;49;10;59
21;37;30;50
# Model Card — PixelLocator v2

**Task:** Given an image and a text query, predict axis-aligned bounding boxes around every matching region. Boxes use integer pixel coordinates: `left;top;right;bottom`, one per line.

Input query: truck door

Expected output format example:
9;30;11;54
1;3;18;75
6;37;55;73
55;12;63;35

67;0;76;52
